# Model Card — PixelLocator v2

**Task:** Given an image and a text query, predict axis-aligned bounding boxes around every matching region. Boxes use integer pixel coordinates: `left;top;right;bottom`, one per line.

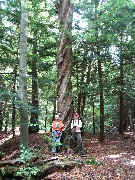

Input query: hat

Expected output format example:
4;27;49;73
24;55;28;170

55;114;59;119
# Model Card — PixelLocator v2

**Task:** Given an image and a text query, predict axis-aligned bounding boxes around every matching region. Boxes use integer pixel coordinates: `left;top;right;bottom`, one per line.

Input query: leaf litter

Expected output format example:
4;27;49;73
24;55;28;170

0;130;135;179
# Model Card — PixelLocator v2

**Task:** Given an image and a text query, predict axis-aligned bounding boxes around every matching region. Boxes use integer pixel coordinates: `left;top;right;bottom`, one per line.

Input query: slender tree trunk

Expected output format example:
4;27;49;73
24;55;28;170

80;59;91;117
95;1;104;143
12;66;17;137
4;111;9;132
129;109;134;129
96;35;104;143
77;53;91;118
0;3;3;132
92;101;96;134
3;101;7;132
98;57;104;143
19;0;29;149
77;92;81;115
45;105;48;132
78;92;86;118
0;106;2;132
29;34;39;134
119;32;124;134
0;73;4;132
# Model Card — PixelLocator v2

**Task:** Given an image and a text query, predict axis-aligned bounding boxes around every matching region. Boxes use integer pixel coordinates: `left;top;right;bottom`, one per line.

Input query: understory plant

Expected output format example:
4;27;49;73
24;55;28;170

16;145;39;178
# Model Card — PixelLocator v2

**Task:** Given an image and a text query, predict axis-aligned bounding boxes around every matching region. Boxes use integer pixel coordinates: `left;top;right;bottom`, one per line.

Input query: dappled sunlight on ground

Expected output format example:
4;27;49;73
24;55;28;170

2;150;19;161
0;134;13;146
100;152;135;167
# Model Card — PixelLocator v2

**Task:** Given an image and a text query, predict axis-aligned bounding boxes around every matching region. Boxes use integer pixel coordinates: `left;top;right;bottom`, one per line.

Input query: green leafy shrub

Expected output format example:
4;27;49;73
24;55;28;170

86;157;101;165
16;145;39;177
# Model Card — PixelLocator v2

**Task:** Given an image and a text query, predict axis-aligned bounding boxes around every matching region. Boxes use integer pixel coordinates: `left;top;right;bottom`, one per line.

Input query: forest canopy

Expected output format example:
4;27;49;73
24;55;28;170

0;0;135;140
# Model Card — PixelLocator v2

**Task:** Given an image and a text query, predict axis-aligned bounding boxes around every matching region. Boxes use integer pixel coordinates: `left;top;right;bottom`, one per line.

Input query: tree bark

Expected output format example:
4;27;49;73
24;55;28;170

0;74;3;132
29;33;39;134
19;0;29;149
119;32;124;134
92;101;96;134
98;57;104;143
57;0;73;119
12;66;17;137
95;2;104;143
57;0;74;150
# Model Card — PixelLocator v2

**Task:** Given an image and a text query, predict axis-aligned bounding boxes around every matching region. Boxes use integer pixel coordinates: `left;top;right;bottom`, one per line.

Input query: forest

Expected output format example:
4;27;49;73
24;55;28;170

0;0;135;179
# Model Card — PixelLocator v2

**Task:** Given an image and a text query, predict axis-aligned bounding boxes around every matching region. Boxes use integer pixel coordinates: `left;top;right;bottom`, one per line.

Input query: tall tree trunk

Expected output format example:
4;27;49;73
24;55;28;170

95;2;104;143
12;66;17;137
77;50;91;119
119;32;124;134
0;3;3;132
77;92;81;115
0;104;3;132
57;0;73;122
0;74;3;132
57;0;74;149
129;109;134;129
92;101;96;134
3;99;8;132
45;104;48;132
98;57;104;143
19;0;29;149
77;91;86;118
80;58;91;118
4;111;9;132
29;34;39;134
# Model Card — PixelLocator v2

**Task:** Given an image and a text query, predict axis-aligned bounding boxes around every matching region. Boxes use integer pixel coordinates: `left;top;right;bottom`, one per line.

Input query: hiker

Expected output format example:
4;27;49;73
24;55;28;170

51;113;64;153
71;112;85;155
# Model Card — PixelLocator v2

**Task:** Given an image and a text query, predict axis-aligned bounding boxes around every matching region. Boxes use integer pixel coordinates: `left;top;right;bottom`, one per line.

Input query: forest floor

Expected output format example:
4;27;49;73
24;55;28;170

0;129;135;180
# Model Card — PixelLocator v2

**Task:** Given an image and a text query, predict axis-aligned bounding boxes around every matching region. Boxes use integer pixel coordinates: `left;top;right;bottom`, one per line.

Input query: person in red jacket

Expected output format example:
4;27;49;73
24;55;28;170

51;113;64;153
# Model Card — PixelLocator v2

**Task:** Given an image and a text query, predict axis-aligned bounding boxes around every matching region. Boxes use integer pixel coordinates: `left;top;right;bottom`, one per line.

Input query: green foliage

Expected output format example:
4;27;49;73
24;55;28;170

43;133;53;147
0;0;135;135
19;145;35;164
17;145;39;177
17;166;39;177
86;157;101;165
55;142;62;146
0;166;18;177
